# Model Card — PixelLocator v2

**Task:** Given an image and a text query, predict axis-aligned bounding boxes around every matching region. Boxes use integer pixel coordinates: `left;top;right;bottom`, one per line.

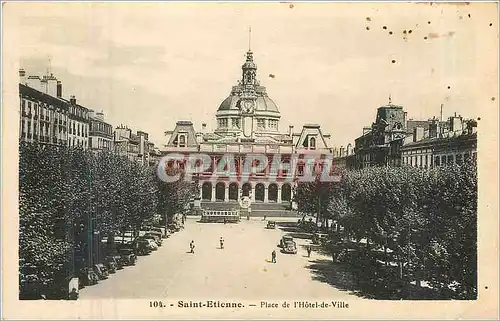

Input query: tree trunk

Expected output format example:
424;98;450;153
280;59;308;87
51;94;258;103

316;196;320;226
384;244;388;267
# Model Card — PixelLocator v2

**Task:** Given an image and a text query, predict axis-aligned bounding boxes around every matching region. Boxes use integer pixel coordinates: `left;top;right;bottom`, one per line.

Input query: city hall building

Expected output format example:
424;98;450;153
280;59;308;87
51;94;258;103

162;48;333;214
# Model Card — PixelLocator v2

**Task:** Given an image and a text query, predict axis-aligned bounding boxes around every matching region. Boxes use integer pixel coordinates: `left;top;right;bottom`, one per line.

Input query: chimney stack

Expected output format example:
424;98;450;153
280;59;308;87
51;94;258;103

69;95;76;105
428;118;440;138
56;81;62;98
19;69;27;84
95;110;104;121
346;143;353;156
289;125;294;137
449;114;462;132
413;127;424;142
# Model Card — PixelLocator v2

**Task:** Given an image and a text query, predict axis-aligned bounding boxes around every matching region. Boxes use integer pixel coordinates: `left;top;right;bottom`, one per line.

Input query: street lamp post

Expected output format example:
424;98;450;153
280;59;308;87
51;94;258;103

87;166;93;270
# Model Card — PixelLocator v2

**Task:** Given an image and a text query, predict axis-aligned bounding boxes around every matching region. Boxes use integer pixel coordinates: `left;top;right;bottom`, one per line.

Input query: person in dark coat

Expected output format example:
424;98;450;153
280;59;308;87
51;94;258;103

220;237;224;249
307;245;312;258
190;240;195;253
271;250;277;263
69;288;79;300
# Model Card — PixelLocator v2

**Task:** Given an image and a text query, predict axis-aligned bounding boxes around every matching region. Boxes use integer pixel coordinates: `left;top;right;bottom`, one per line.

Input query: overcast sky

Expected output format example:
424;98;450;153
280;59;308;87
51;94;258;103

10;2;498;147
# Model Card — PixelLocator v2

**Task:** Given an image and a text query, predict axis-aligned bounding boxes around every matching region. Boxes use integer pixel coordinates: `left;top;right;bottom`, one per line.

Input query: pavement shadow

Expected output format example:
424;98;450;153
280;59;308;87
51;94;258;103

306;258;373;299
276;222;298;228
283;232;313;240
278;226;302;233
306;259;452;300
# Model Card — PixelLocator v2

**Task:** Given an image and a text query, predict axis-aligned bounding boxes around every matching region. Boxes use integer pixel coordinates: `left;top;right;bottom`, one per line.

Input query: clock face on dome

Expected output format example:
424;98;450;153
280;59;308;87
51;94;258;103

242;100;255;114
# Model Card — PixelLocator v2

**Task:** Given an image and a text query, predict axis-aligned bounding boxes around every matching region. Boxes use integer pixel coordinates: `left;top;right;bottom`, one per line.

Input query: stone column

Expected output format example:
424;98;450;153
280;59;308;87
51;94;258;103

264;185;269;203
199;182;203;199
211;184;216;202
251;184;256;202
277;186;282;204
238;185;242;201
224;184;229;202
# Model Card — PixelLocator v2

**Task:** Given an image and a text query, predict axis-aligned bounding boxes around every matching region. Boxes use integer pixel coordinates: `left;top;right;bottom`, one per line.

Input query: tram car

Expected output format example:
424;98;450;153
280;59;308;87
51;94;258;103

200;210;241;223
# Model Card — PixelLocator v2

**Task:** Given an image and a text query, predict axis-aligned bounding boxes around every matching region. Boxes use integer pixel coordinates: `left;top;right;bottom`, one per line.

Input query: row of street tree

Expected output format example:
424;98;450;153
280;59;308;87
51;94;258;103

294;162;477;299
19;142;195;299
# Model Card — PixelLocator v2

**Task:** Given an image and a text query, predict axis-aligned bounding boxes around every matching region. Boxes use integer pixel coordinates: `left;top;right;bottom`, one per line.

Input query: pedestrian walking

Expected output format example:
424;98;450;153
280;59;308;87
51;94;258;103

220;237;224;249
190;240;195;254
271;249;277;263
307;245;312;258
263;215;267;221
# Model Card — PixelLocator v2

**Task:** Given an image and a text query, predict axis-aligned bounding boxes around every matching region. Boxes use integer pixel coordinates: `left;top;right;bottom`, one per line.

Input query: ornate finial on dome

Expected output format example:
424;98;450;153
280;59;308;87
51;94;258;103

248;25;252;51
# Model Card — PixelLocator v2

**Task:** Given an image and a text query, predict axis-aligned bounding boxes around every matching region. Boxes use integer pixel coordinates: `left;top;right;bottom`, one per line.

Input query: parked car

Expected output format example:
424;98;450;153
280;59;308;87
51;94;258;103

150;227;164;236
266;221;276;229
112;254;124;270
147;230;163;241
93;264;109;280
312;233;329;245
138;236;158;251
144;233;162;246
146;239;158;251
280;235;295;248
299;219;318;232
135;239;153;255
167;222;181;233
282;239;298;254
104;256;118;273
118;248;137;266
79;267;99;286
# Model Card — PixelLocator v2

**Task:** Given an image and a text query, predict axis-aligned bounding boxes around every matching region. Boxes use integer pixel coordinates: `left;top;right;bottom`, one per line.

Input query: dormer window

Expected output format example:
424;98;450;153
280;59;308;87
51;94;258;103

176;134;186;147
257;118;265;129
309;137;316;150
218;118;229;128
268;119;278;130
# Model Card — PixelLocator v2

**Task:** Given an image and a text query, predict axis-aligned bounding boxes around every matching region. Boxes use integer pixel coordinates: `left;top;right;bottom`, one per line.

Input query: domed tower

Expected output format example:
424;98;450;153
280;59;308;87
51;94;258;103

215;36;281;139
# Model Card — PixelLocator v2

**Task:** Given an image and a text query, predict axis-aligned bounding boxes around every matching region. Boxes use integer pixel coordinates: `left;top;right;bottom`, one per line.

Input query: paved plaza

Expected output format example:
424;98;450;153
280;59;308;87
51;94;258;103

79;217;356;300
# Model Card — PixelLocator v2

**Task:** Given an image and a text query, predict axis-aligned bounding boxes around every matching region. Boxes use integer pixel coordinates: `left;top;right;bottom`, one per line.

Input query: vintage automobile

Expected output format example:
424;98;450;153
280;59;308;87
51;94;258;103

135;239;153;255
266;221;276;229
312;233;329;245
137;237;158;251
79;267;99;286
104;256;118;273
112;254;124;270
282;239;298;254
143;233;162;247
137;236;157;249
147;231;163;243
167;222;182;233
150;227;165;237
93;264;109;280
280;235;295;248
118;248;137;266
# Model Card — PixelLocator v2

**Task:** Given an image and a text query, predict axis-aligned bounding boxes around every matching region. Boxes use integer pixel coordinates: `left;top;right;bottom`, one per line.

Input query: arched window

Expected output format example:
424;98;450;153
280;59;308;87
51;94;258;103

179;135;186;147
309;137;316;150
202;182;212;201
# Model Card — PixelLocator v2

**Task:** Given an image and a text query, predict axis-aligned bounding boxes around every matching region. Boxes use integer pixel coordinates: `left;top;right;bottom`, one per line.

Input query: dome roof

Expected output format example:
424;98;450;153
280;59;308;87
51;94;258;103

217;95;279;113
216;50;280;114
